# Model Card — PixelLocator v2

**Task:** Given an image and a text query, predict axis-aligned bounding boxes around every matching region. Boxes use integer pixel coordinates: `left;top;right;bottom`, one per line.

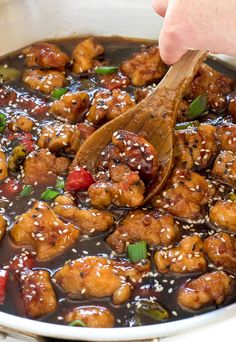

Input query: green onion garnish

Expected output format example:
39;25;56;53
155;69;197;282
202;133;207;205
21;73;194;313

0;66;21;83
188;94;208;118
0;113;7;133
175;120;200;130
136;301;169;321
19;185;34;198
229;194;236;201
55;177;65;190
95;66;118;75
127;241;147;263
40;189;60;201
51;87;67;100
68;319;86;327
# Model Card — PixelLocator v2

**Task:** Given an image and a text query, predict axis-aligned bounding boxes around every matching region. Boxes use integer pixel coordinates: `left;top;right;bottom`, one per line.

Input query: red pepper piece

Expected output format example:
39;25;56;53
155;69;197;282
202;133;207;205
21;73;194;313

0;178;22;198
8;132;35;153
0;270;8;304
77;122;95;141
9;253;36;275
65;167;95;192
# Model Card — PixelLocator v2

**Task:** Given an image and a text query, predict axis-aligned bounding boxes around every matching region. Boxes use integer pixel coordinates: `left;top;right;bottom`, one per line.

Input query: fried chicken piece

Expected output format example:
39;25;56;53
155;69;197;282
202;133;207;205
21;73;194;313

185;63;234;113
0;151;8;181
37;121;81;154
0;215;7;241
86;89;135;124
8;115;34;133
174;124;217;170
107;210;179;253
22;69;66;95
121;46;166;86
154;235;207;273
53;195;114;235
10;201;79;261
211;151;236;186
72;37;104;73
20;270;57;318
178;271;233;310
215;124;236;153
204;232;236;272
88;164;145;208
209;200;236;232
54;256;148;304
100;71;130;90
23;149;70;186
228;91;236;123
153;169;215;220
64;306;115;328
77;122;95;141
49;91;89;124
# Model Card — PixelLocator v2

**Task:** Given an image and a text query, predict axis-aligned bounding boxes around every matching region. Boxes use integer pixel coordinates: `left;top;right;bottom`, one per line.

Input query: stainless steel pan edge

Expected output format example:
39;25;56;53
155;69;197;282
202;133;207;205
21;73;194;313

1;0;236;340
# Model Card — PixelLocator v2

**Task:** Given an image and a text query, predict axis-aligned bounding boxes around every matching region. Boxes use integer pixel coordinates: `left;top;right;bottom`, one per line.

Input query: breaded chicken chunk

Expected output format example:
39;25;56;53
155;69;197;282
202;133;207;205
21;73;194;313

0;151;8;181
216;124;236;153
0;215;7;241
209;200;236;232
211;151;236;186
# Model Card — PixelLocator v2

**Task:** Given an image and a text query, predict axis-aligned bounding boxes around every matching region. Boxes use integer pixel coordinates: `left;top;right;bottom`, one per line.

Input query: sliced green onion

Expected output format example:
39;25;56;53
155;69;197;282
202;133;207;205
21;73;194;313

51;87;67;100
0;114;7;133
68;319;86;327
40;189;59;201
229;194;236;201
95;66;118;75
175;120;200;130
128;241;147;263
0;66;21;83
55;177;65;190
19;185;34;198
136;301;169;322
188;94;208;118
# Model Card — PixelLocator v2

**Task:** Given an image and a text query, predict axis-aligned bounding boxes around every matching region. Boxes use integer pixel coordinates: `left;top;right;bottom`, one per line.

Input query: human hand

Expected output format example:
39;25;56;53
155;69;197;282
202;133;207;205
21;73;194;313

152;0;236;65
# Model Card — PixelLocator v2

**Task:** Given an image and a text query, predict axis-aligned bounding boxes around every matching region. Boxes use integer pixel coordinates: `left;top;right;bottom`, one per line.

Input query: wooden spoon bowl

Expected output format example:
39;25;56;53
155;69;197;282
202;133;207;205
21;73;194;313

73;50;206;204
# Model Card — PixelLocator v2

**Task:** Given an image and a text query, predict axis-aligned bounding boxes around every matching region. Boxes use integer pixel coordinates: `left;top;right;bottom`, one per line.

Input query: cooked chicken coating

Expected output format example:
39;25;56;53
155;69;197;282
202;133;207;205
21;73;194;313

100;71;130;90
121;46;166;87
64;306;115;328
88;164;145;208
49;91;89;124
215;124;236;153
22;69;66;95
72;37;104;73
185;63;234;113
8;116;34;133
22;42;69;69
209;200;236;232
134;87;153;103
228;91;236;123
154;235;207;273
174;124;217;170
20;270;57;318
153;169;215;220
77;122;95;141
0;151;8;181
178;271;233;310
107;210;180;253
204;232;236;272
10;201;80;261
0;215;7;241
54;256;148;304
86;89;135;124
211;151;236;186
37;121;81;154
53;195;114;234
23;149;70;186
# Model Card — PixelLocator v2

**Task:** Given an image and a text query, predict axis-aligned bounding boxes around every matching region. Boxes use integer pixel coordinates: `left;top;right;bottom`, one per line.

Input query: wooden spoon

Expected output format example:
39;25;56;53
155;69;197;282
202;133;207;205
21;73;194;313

73;50;206;204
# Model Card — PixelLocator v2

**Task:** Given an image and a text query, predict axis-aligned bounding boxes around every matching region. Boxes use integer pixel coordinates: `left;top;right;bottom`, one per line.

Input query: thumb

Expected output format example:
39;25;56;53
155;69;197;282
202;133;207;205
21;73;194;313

152;0;169;17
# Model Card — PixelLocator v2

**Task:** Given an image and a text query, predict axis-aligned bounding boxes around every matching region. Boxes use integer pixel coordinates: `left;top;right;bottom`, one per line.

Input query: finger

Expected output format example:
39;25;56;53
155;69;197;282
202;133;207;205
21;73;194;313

152;0;169;17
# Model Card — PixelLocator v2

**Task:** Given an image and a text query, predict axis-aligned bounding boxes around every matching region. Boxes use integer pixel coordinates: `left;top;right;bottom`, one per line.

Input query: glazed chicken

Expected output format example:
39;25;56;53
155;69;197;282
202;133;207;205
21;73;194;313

8;115;34;133
107;210;180;253
20;270;57;318
215;124;236;153
54;256;149;305
121;45;166;86
0;216;7;241
100;71;130;90
10;201;80;260
86;89;135;125
22;42;69;69
49;91;90;124
0;151;8;181
64;306;115;328
178;271;233;310
204;232;236;273
153;169;215;220
53;194;114;234
209;200;236;232
22;69;66;95
154;235;207;273
211;151;236;186
23;149;70;186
